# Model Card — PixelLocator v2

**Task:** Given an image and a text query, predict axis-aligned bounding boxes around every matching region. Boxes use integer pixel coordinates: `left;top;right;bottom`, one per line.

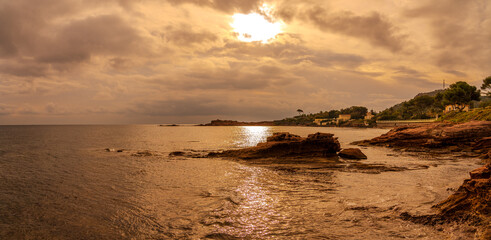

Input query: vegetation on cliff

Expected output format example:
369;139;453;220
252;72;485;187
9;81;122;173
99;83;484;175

439;107;491;123
274;106;370;126
377;81;482;120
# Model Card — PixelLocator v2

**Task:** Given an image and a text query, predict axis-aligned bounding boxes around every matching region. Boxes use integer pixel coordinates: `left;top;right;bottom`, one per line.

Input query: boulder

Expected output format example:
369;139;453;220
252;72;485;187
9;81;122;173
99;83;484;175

209;132;341;160
339;148;367;159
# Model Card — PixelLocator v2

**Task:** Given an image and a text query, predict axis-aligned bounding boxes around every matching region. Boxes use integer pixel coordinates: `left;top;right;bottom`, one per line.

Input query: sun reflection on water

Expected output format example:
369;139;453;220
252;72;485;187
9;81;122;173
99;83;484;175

235;126;272;148
214;165;287;238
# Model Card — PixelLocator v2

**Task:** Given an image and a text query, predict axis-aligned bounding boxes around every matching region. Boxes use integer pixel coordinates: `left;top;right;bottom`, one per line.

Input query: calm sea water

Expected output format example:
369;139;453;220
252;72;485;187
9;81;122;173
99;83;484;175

0;125;482;239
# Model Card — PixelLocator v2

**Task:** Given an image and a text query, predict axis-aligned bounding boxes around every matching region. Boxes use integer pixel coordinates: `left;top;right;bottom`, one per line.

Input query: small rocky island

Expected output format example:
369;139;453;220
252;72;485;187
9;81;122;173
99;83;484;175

204;132;406;173
208;132;341;159
208;132;369;161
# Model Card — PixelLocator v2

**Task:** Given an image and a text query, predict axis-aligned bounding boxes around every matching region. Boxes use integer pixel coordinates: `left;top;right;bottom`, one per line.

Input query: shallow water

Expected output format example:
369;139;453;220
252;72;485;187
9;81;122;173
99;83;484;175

0;125;482;239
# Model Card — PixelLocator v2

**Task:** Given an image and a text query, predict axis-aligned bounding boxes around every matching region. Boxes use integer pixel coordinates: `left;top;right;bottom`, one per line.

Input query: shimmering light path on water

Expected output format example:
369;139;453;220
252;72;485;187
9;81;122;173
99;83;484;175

0;125;481;239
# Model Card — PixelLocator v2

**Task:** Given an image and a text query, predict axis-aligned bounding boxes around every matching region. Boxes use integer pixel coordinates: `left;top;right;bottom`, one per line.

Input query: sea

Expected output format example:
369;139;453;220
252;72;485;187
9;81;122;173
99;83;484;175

0;125;482;239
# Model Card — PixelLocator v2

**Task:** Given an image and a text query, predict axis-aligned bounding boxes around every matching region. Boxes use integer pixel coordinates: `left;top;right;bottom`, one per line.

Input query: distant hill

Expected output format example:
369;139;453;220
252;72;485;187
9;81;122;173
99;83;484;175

414;89;445;98
376;89;446;120
389;90;444;112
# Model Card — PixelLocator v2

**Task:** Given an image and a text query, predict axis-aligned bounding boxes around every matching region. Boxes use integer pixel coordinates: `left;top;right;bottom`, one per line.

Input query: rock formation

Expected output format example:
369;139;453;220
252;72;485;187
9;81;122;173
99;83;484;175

208;132;341;159
402;164;490;238
338;148;368;159
353;121;491;160
433;164;490;224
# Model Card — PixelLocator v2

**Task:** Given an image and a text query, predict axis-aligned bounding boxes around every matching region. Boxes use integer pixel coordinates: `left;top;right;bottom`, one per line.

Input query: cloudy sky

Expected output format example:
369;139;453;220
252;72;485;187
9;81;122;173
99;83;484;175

0;0;489;124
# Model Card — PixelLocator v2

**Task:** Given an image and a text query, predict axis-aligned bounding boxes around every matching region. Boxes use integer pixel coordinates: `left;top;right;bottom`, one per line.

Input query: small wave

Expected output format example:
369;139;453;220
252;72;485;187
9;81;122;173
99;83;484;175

204;233;241;240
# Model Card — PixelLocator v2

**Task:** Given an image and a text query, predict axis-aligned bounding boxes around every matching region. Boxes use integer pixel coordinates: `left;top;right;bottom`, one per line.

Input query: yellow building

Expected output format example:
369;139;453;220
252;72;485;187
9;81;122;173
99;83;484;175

364;112;374;120
338;114;351;121
313;119;327;125
444;104;470;113
314;119;335;125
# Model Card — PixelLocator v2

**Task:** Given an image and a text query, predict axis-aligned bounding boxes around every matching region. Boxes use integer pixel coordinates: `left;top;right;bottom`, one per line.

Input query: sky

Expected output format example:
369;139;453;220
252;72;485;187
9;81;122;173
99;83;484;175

0;0;490;124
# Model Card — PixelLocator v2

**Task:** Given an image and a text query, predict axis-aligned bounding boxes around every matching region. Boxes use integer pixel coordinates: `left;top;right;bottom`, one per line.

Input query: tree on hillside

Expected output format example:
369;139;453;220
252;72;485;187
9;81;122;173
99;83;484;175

481;76;491;96
405;95;435;119
296;109;304;115
328;110;340;119
340;106;368;119
441;81;481;111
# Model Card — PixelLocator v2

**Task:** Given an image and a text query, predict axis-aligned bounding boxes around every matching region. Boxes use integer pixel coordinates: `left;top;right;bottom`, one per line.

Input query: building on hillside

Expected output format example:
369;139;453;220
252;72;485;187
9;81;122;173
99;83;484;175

338;114;351;121
444;104;470;113
313;118;335;125
364;112;374;120
336;114;351;125
313;119;327;125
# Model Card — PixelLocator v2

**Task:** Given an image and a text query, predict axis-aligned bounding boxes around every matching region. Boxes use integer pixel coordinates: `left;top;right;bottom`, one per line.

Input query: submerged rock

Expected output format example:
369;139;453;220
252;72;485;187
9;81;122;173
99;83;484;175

208;132;341;160
338;148;367;159
131;150;158;157
169;151;185;156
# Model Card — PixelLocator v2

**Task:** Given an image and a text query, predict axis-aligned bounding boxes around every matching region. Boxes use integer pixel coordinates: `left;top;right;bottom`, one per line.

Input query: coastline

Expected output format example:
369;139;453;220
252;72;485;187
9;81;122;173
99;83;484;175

196;120;491;238
352;120;490;238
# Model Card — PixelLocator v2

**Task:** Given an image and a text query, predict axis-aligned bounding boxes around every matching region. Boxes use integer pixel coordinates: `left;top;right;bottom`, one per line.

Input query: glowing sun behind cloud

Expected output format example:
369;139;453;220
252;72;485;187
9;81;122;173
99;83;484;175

231;8;282;43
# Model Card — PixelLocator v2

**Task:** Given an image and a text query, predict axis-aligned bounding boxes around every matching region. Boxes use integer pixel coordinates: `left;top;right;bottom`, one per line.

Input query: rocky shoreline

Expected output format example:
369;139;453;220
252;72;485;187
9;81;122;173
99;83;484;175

401;164;490;239
353;121;490;238
206;121;491;237
352;121;491;162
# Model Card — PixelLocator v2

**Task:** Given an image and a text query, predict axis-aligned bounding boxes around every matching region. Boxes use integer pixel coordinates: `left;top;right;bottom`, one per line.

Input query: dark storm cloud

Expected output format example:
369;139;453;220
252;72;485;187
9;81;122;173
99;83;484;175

164;25;218;46
130;96;290;118
182;67;297;90
0;0;88;58
404;0;491;71
445;70;467;78
165;0;262;13
37;15;144;64
0;0;147;77
205;37;367;68
393;76;441;89
304;8;406;52
393;66;427;78
0;59;49;77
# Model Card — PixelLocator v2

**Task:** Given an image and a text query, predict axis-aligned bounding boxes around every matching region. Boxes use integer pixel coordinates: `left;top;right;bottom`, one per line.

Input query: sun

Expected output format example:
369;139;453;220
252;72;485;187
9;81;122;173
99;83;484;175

231;6;283;43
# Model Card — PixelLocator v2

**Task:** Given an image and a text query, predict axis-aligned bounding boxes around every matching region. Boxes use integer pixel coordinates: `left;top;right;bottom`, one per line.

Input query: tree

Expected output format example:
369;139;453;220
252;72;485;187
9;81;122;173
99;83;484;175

442;81;481;111
405;95;435;119
340;106;368;119
296;109;304;115
481;76;491;96
327;110;340;119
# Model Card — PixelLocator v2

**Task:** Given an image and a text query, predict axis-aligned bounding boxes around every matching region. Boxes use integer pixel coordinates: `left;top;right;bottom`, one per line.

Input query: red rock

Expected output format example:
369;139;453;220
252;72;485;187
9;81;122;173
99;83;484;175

209;132;341;159
433;164;490;225
353;121;491;159
338;148;367;159
469;165;491;179
266;132;302;142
